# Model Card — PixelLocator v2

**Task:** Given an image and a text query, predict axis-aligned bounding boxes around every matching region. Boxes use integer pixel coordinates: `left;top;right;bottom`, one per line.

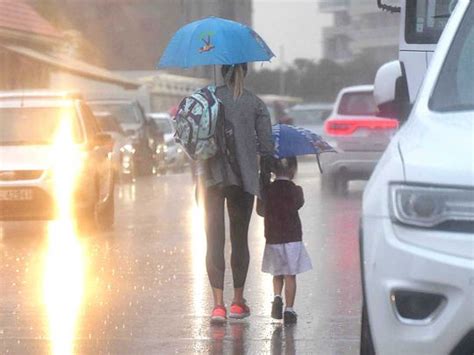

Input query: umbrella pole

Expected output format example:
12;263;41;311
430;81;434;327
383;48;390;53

316;154;323;174
213;65;217;86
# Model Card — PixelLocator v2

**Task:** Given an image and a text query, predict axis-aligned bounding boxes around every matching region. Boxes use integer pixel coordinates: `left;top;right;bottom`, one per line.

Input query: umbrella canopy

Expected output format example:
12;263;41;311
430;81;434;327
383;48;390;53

272;124;335;159
158;17;275;68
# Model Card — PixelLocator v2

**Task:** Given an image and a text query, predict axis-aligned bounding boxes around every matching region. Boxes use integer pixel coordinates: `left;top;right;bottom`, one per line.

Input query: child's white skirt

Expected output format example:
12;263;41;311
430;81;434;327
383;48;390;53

261;241;313;276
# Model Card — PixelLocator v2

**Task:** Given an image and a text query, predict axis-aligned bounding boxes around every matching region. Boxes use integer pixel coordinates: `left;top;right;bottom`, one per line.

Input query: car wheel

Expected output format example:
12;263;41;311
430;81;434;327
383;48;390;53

97;187;115;231
360;303;376;355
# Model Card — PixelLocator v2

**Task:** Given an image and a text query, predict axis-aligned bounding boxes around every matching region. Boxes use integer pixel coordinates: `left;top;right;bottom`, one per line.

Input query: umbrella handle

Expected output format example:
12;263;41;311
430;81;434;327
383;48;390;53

316;154;323;174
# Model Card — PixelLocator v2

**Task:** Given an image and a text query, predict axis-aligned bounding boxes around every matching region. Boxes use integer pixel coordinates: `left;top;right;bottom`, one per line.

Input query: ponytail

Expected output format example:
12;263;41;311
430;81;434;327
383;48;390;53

222;63;248;100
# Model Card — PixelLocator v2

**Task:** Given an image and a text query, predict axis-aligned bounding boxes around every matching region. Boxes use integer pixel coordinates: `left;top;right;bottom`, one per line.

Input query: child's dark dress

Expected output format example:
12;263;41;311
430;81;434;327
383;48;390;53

261;178;312;276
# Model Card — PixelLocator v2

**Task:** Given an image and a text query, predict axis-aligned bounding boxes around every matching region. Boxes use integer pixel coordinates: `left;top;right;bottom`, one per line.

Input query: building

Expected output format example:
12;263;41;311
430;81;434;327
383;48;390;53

0;0;62;89
51;0;253;73
0;0;140;91
320;0;399;64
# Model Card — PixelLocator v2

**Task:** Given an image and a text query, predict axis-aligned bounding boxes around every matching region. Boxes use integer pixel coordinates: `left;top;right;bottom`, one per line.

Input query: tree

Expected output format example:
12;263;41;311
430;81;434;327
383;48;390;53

248;55;384;102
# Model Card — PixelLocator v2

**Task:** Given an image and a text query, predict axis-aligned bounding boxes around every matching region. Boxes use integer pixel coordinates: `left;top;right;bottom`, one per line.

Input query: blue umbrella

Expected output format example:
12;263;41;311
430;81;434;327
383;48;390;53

272;124;335;171
158;17;275;68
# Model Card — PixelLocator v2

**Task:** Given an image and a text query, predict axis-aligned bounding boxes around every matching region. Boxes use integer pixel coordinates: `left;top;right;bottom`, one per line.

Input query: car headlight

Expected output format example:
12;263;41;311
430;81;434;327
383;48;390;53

156;144;167;153
120;144;135;154
390;184;474;228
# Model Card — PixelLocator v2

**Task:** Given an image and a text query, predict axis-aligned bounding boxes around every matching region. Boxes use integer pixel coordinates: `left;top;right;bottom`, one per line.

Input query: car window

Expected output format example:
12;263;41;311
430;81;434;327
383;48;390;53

97;116;123;133
430;3;474;112
288;109;332;125
80;103;100;138
405;0;457;44
337;92;377;116
0;107;83;145
89;103;140;124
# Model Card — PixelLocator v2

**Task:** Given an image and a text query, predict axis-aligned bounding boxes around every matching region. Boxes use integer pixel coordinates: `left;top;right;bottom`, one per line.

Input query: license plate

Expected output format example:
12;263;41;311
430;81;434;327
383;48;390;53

0;189;33;201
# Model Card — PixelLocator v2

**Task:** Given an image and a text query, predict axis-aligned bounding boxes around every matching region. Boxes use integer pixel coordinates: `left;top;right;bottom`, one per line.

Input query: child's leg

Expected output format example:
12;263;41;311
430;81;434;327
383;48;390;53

284;275;297;308
273;275;284;296
271;275;285;319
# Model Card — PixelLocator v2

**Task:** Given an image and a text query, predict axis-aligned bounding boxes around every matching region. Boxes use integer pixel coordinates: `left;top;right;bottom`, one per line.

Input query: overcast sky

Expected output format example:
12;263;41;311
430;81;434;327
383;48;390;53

253;0;332;69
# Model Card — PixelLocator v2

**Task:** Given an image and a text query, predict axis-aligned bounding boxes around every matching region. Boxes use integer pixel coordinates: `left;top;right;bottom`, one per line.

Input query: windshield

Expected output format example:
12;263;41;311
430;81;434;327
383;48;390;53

430;4;474;112
287;108;332;125
97;116;123;133
0;107;83;145
89;103;141;125
153;118;174;134
406;0;457;44
338;92;377;116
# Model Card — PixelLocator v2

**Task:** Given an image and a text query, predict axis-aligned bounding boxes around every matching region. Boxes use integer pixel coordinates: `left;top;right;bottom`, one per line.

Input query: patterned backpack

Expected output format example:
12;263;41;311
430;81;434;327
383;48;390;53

174;86;220;161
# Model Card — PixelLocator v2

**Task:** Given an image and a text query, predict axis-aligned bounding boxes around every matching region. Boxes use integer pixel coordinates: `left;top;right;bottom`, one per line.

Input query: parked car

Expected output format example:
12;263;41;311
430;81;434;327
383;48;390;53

0;91;115;229
147;113;187;172
286;102;333;134
94;112;135;182
360;1;474;354
88;99;154;175
320;85;399;194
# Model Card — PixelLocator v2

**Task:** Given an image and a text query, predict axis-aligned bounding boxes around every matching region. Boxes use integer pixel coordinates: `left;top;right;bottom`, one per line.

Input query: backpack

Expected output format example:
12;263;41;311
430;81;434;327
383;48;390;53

174;86;220;161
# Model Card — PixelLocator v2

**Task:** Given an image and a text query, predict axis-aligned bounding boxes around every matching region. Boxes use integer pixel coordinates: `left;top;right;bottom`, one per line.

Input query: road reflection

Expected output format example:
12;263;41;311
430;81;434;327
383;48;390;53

42;108;86;355
190;199;207;335
43;221;84;355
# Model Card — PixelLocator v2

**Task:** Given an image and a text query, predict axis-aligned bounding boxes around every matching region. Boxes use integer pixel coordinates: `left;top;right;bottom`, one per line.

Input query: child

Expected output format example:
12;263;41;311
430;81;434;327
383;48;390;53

261;157;312;324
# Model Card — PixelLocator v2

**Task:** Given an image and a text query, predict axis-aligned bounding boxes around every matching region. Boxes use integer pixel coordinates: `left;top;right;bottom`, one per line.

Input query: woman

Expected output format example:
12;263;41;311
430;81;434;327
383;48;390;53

200;63;274;323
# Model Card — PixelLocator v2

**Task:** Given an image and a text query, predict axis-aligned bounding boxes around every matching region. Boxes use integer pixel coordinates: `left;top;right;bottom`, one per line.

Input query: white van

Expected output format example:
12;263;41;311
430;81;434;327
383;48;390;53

360;0;474;354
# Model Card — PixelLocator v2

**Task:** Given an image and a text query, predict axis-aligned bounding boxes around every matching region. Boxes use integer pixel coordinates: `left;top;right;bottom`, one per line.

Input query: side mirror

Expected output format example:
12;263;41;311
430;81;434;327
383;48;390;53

374;60;410;123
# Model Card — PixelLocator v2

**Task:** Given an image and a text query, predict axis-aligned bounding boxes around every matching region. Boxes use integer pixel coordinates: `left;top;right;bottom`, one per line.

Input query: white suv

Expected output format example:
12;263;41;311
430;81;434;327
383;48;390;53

360;1;474;354
0;91;115;229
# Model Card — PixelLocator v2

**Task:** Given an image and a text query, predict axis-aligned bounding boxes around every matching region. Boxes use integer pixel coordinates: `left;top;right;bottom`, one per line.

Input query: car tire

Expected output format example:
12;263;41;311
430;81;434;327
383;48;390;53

97;186;115;231
360;303;376;355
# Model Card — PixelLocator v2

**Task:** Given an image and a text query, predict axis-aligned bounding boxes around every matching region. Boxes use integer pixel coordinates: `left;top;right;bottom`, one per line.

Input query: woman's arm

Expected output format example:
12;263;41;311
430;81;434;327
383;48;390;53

255;97;274;157
295;186;305;210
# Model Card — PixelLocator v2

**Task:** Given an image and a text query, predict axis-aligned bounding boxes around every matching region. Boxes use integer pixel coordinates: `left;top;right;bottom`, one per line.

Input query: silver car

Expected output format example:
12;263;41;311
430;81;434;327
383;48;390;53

320;85;399;194
147;113;187;172
286;102;333;135
0;91;115;228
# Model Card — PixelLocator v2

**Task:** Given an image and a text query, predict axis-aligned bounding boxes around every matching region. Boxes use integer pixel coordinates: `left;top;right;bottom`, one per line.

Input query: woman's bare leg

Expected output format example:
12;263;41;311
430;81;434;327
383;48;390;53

212;288;224;306
233;287;244;304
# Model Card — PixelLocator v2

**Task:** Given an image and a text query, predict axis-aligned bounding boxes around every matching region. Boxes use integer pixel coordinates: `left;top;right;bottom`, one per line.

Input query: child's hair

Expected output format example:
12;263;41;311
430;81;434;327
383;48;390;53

274;157;298;180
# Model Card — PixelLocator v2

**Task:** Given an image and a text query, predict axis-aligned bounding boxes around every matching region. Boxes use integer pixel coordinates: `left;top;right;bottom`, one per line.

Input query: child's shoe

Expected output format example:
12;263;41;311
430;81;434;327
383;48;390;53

284;310;298;324
229;300;250;319
271;296;283;320
210;305;227;324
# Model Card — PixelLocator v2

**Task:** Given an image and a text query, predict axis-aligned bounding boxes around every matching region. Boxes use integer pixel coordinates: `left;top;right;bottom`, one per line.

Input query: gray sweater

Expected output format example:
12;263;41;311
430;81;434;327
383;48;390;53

200;86;274;198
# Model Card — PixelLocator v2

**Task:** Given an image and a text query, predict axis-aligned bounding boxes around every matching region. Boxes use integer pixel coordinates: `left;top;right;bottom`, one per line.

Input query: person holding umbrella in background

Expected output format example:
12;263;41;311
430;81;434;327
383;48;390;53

159;17;275;323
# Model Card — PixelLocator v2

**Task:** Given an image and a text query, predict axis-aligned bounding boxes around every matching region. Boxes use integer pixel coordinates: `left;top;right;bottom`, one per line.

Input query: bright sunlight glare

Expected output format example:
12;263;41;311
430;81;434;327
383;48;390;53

43;109;85;355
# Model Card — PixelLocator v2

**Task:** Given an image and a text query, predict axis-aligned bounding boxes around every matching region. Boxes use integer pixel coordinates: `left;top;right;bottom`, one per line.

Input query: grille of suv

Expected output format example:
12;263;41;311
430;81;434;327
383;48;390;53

0;170;44;181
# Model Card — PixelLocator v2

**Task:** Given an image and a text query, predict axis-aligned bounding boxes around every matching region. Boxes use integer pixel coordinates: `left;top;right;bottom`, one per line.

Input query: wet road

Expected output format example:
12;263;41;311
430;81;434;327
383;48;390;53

0;161;363;354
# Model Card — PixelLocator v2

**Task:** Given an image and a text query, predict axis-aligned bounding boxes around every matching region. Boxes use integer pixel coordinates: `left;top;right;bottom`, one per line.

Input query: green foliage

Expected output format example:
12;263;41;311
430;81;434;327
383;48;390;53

247;53;384;102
